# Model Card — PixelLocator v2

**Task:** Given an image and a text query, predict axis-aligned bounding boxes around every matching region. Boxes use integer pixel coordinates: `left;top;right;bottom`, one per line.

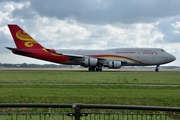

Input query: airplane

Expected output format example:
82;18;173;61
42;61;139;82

6;24;176;72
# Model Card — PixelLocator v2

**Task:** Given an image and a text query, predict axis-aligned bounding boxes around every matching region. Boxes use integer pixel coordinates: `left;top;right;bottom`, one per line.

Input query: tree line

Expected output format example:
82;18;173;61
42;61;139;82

0;63;70;68
0;62;179;69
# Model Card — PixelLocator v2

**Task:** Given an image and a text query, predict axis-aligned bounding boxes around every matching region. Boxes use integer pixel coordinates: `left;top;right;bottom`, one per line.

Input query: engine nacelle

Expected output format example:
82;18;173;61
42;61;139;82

108;61;121;68
84;58;98;66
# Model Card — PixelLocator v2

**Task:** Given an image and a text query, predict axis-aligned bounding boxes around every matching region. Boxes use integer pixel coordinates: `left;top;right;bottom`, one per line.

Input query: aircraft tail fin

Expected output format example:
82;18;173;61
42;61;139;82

8;24;43;49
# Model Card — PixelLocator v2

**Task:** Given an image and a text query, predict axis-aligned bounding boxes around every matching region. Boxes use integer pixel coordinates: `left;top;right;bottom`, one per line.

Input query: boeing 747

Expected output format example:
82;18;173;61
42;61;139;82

6;24;176;72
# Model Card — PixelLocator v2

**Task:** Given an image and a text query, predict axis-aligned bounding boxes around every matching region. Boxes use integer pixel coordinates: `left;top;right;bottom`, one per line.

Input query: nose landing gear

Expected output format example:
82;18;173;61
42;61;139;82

155;65;159;72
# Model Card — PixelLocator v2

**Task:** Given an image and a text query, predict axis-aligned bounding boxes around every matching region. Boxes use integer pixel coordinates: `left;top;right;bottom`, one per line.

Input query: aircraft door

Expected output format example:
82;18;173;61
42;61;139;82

130;48;142;65
137;48;141;59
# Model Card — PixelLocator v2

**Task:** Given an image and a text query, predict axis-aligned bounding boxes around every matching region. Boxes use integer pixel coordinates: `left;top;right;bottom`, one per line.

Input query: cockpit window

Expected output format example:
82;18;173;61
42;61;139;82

161;49;165;51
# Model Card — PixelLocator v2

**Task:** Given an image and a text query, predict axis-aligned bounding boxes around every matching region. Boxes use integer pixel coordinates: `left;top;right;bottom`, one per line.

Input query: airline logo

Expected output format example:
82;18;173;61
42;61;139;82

142;51;157;55
16;30;38;48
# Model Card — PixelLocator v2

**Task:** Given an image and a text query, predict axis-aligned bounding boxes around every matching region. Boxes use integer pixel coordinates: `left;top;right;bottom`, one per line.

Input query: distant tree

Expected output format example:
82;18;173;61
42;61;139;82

19;63;28;68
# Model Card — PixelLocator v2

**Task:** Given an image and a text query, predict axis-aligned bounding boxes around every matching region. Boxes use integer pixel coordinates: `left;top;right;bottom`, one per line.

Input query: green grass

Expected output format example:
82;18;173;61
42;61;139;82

0;70;180;119
0;70;180;106
0;85;180;107
0;71;180;84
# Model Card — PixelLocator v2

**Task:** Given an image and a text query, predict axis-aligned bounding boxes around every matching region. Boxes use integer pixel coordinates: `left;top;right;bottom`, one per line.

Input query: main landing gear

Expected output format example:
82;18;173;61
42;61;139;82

155;65;159;72
88;66;102;71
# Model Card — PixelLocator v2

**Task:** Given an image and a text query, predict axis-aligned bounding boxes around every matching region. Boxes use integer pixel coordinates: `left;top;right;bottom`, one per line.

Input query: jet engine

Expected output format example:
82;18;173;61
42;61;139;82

84;58;98;66
108;61;121;68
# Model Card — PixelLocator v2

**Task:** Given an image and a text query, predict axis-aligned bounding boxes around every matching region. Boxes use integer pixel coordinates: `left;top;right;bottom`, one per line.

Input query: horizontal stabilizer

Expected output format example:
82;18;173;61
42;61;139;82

6;47;35;54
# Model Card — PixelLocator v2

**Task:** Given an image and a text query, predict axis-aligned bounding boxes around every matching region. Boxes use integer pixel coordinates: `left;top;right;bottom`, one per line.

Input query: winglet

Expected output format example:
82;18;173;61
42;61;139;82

8;24;43;49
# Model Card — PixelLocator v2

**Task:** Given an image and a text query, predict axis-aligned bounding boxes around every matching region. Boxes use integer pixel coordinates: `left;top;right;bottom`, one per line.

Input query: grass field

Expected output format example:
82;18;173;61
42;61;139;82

0;68;180;107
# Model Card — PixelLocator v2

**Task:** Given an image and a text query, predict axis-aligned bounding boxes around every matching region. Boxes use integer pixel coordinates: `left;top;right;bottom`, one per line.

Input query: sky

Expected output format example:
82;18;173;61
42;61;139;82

0;0;179;66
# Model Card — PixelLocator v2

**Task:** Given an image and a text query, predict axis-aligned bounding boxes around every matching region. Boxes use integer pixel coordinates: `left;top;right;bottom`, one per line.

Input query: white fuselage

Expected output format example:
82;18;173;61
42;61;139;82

56;48;176;66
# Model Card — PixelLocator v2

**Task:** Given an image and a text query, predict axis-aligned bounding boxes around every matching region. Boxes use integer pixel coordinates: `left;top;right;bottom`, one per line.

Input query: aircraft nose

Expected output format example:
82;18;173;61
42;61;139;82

172;55;176;61
166;54;176;62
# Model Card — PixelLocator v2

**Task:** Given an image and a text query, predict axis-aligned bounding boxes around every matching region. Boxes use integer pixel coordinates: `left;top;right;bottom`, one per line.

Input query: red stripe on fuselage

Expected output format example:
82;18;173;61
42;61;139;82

14;48;69;64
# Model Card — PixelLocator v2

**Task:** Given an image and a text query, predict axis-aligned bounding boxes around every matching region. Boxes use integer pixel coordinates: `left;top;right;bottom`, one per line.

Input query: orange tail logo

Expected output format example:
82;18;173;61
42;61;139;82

16;30;38;48
8;24;43;49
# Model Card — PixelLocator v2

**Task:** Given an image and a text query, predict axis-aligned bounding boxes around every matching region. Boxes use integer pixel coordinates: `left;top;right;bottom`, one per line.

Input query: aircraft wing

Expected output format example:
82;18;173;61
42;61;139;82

57;52;107;60
59;53;84;58
57;52;127;63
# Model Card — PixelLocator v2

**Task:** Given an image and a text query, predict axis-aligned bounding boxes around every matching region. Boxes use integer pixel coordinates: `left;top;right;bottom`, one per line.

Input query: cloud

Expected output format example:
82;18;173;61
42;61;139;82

28;0;180;24
3;0;180;24
0;0;179;65
11;1;35;19
156;15;180;43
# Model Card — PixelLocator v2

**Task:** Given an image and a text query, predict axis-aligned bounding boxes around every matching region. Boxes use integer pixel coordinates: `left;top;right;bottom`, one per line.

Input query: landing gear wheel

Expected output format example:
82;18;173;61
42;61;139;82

155;65;159;72
89;67;95;71
155;68;159;72
96;67;102;71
